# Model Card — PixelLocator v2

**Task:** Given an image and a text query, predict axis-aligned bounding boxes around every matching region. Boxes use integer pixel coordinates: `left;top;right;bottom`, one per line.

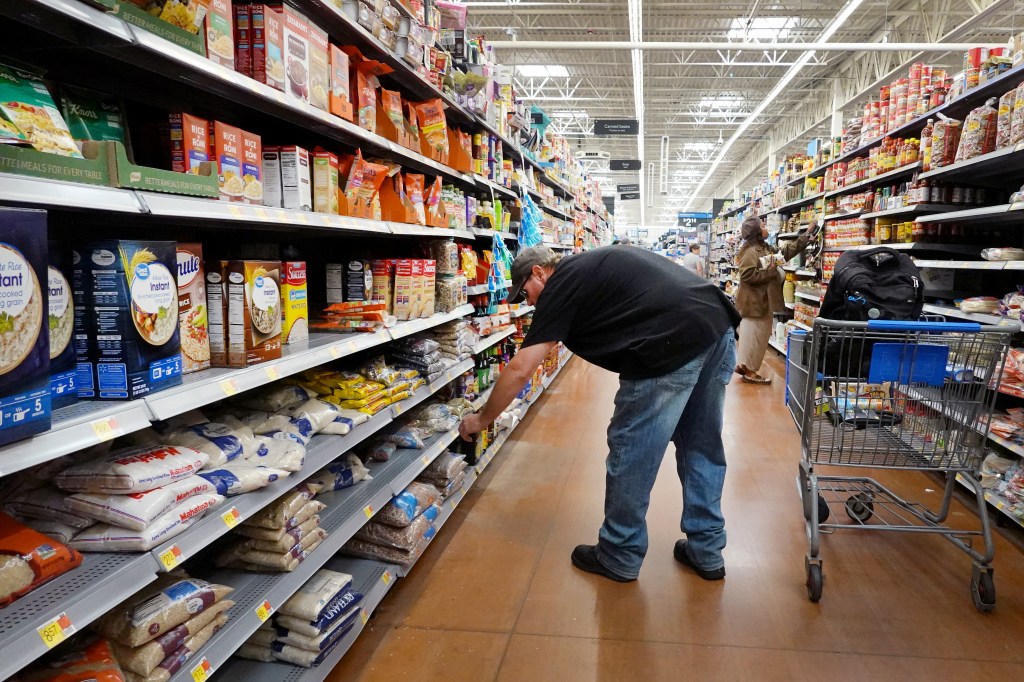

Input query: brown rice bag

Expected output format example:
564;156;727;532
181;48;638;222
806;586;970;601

110;600;234;676
123;613;229;682
233;515;320;542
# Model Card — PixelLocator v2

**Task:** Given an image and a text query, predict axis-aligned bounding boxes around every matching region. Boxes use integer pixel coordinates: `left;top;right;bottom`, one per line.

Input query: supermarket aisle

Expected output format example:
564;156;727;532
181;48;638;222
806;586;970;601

328;355;1024;682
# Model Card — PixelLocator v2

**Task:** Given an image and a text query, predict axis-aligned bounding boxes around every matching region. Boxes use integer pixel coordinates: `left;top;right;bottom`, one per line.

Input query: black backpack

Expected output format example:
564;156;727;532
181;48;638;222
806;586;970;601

820;248;923;322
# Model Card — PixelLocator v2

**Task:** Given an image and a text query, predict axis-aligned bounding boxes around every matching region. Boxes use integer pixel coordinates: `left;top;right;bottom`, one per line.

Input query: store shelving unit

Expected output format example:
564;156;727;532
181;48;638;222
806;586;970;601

510;305;535;318
472;326;517;355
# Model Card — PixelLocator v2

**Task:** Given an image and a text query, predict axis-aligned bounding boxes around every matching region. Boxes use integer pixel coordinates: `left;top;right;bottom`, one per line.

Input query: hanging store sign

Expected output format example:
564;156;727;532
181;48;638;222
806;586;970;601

595;119;640;135
619;192;640;200
530;112;545;124
610;159;642;171
616;183;639;193
677;212;711;228
602;197;615;214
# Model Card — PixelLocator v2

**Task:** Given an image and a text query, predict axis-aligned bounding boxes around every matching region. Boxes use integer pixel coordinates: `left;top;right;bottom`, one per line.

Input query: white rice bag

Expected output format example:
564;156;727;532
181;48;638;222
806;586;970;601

69;493;222;552
307;455;371;493
318;408;368;436
66;476;218;531
236;643;276;662
288;399;341;433
242;414;314;446
217;415;260;457
277;606;361;652
248;436;306;472
234;515;319;542
271;640;345;667
278;569;353;620
21;518;80;544
240;385;313;412
197;464;290;497
150;410;209;435
4;487;95;529
166;423;246;469
121;428;163;447
54;446;209;494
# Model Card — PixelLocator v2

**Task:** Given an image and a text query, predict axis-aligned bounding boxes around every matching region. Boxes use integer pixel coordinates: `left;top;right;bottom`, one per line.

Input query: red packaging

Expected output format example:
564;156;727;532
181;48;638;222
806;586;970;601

234;3;251;76
252;5;284;91
170;113;210;175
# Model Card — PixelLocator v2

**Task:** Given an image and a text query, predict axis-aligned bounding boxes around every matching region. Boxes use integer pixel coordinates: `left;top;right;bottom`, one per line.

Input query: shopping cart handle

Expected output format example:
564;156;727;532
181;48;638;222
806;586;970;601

866;319;982;333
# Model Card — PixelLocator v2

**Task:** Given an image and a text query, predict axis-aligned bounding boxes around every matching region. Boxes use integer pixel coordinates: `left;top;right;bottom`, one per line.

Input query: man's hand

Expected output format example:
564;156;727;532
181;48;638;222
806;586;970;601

458;412;488;442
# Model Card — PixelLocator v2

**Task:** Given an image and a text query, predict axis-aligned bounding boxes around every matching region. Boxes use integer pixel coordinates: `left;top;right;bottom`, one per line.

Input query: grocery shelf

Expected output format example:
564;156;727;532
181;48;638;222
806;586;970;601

795;291;822;303
792;321;812;331
912;259;1005;270
510;305;535;318
0;400;152;478
776;228;807;239
387;224;460;238
861;204;959;220
0;172;145;214
795;269;817;277
0;553;160;680
472;326;517;355
768;336;787;355
914;203;1016;224
468;281;510;295
475;177;518;201
385;305;476;340
776;191;826;214
536;172;575;200
823;210;864;221
921;303;1019;328
540;203;573;221
823;243;873;251
845;242;982;258
473;228;518;241
918;144;1024;183
391;359;475;420
720;201;751;217
547;242;575;251
785;171;814;188
784;301;795;310
823;163;920;199
955;475;1024;532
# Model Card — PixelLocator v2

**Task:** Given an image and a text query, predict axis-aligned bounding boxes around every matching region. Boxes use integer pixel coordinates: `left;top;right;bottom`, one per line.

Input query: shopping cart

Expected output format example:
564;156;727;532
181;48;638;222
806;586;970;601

786;319;1013;611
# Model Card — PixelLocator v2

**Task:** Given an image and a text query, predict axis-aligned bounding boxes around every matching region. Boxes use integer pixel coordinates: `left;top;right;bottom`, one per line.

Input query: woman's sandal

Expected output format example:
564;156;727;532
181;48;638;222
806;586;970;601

742;372;771;385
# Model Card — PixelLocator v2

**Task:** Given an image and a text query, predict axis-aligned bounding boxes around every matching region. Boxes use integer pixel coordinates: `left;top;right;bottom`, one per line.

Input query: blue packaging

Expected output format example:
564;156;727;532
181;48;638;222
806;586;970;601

48;242;77;409
0;208;50;446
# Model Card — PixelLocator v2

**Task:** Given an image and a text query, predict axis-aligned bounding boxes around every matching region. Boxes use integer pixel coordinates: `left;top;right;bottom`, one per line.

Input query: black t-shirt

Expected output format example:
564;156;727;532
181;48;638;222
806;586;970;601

523;246;741;379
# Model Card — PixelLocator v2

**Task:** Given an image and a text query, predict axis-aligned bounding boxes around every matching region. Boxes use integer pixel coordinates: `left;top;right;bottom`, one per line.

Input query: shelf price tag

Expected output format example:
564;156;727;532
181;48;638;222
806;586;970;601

255;599;274;622
381;570;392;586
329;346;342;359
360;609;369;625
393;403;402;416
190;657;213;682
159;544;183;570
228;205;243;218
363;505;374;519
253;208;269;221
221;507;241;528
37;612;75;648
421;455;431;466
264;366;281;381
346;341;359;353
89;416;123;442
220;379;240;396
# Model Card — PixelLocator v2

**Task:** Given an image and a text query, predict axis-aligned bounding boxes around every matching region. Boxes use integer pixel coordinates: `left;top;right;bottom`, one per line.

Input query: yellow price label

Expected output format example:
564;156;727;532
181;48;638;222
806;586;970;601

253;208;269;220
275;210;289;222
255;599;274;622
381;571;392;586
159;544;182;570
221;507;241;528
320;214;333;226
360;609;369;625
421;455;430;466
228;205;243;218
393;403;402;416
89;416;122;442
363;505;373;519
191;657;212;682
346;341;358;353
37;612;74;648
220;379;240;396
264;366;281;381
329;346;341;359
295;212;308;223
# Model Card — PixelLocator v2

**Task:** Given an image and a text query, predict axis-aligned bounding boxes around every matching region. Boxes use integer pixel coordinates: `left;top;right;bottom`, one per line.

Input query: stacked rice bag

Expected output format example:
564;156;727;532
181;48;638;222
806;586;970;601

390;326;467;381
361;400;461;462
341;482;440;567
217;484;328;572
307;454;372;495
416;451;469;500
287;361;421;418
96;574;234;682
236;569;364;668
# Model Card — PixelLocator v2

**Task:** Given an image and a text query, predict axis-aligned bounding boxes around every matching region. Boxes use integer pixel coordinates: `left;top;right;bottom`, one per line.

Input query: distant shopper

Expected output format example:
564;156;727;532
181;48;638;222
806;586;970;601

459;245;741;582
734;216;814;384
681;243;704;277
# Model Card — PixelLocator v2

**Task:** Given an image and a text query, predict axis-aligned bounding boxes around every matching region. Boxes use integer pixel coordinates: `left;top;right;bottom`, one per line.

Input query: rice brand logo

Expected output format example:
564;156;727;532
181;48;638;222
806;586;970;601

286;263;306;280
135;263;151;280
175;483;208;502
48;277;64;299
179;499;216;522
67;101;98;119
91;249;116;266
177;252;201;287
113;446;184;465
245;138;257;150
148;279;171;293
255;276;265;289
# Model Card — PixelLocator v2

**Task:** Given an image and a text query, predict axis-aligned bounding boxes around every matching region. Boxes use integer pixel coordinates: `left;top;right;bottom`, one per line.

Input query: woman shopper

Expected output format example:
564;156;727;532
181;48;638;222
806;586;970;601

734;215;814;384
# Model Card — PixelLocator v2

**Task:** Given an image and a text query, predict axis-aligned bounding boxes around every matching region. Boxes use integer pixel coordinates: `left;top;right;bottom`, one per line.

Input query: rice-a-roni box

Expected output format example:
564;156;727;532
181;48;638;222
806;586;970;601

0;208;50;446
75;240;183;400
48;242;77;409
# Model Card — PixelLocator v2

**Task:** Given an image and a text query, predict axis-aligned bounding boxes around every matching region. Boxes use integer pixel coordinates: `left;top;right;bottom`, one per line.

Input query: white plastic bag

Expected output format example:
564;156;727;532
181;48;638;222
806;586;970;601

197;464;290;497
69;493;222;552
167;423;246;469
288;399;341;433
54;446;209;494
307;455;371;493
4;487;95;529
248;437;306;472
240;385;313;412
278;569;354;621
66;476;218;531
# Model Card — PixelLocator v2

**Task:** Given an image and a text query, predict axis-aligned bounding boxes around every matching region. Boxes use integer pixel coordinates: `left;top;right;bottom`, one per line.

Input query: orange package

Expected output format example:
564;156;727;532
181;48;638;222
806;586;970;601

416;99;449;155
343;152;390;218
425;176;445;226
0;512;83;608
20;639;126;682
405;173;426;225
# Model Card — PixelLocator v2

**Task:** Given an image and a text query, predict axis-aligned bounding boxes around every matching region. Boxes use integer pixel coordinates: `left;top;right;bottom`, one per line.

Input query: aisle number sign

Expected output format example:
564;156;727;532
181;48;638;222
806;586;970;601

37;613;75;648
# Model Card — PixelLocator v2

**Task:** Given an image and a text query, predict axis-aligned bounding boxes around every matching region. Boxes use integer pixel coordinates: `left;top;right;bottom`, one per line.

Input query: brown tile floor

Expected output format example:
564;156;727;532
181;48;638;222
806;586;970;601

327;354;1024;682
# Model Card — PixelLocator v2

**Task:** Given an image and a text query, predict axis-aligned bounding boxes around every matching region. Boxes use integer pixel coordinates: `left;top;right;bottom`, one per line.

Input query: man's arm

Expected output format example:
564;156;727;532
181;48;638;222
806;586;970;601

458;341;556;440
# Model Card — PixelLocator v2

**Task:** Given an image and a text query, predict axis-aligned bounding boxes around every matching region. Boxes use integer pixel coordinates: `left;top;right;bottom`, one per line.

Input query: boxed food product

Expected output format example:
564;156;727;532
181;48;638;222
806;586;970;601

280;145;312;211
370;259;393;311
205;0;235;69
228;260;282;366
0;209;50;446
262;146;282;208
329;45;353;121
75;240;183;400
409;259;424;318
234;3;251;76
169;113;210;175
279;3;311;102
282;261;308;345
252;4;285;90
48;242;77;409
241;130;264;205
393;259;414;321
345;260;371;302
313;150;340;215
0;61;82;158
308;23;330;111
59;85;127;149
206;259;229;367
421;259;436;317
177;243;210;374
212;121;244;202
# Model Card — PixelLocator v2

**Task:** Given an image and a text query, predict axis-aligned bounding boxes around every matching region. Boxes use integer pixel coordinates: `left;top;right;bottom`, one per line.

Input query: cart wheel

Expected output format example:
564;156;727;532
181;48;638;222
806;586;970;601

818;494;830;523
971;568;996;612
845;494;874;522
806;564;823;602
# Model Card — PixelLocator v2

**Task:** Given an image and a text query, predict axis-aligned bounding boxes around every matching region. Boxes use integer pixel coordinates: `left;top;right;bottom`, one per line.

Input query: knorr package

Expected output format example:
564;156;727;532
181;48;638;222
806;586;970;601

59;85;126;148
0;62;83;157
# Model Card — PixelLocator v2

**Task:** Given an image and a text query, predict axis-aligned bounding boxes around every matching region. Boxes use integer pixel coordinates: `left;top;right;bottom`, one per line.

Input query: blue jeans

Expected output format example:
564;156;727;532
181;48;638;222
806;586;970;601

595;330;735;579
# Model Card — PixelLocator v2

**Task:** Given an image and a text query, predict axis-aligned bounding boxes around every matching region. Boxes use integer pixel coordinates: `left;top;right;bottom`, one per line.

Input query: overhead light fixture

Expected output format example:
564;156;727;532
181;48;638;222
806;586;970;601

727;16;796;42
515;64;570;78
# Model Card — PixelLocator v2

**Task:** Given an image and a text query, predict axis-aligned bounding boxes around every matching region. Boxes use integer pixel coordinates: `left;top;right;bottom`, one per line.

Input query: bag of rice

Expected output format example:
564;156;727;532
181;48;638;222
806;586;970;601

236;643;275;662
318;408;369;435
308;455;372;493
374;483;440;527
368;441;396;462
244;525;327;554
166;423;246;469
240;385;313;412
341;535;430;564
67;477;218;531
20;518;80;545
125;613;228;682
278;569;353;620
244;486;322;529
288;399;341;433
217;529;326;570
19;639;126;682
110;600;234;677
275;588;363;637
0;512;83;608
355;508;437;551
276;605;361;652
270;637;354;667
234;515;319;542
242;414;315;446
93;575;233;647
421;452;466;481
5;487;95;529
54;446;209;494
248;437;306;472
151;410;210;435
197;464;289;497
69;494;222;552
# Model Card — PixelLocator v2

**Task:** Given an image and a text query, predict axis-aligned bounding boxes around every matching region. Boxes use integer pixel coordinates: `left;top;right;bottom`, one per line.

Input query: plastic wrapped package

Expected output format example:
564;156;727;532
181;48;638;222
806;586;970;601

1011;81;1024;145
243;525;328;554
5;487;96;529
110;600;234;677
235;515;320;543
54;446;209;494
0;512;83;607
981;248;1024;261
245;486;323;529
93;576;234;647
125;613;228;682
197;464;289;496
361;356;402;386
66;476;218;531
341;529;434;565
438;470;467;498
374;482;440;527
435;276;463;313
239;385;313;412
319;408;370;435
19;639;126;682
429;239;459;274
166;423;246;469
20;519;79;545
307;455;372;492
248;437;306;472
268;637;354;668
997;89;1017;149
1000;286;1024;319
70;494;222;552
217;529;326;571
355;506;438;551
356;397;391;415
287;399;341;433
930;116;963;168
955;98;998;162
445;398;475;417
393;337;441;357
278;569;354;620
421;452;467;481
369;441;397;462
959;296;1002;313
276;606;361;653
411;403;451;421
275;588;363;637
385;427;428;449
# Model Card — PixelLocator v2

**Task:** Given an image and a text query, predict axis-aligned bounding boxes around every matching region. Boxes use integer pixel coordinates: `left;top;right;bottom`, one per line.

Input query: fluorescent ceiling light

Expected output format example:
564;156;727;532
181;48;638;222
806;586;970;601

515;64;570;78
728;16;796;41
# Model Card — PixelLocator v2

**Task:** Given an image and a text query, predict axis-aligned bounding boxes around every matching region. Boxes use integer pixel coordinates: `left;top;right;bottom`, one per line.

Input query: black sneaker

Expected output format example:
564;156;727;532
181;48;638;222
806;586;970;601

570;544;635;583
673;540;725;581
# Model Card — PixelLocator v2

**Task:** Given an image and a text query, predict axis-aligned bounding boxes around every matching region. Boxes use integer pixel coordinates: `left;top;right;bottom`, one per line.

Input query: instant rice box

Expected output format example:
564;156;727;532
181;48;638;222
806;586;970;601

48;242;77;409
75;240;183;400
227;260;282;366
0;208;50;446
177;243;210;374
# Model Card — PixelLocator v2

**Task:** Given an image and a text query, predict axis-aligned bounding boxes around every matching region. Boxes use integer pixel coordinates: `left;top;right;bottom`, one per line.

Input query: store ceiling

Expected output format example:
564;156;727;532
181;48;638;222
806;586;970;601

466;0;1016;232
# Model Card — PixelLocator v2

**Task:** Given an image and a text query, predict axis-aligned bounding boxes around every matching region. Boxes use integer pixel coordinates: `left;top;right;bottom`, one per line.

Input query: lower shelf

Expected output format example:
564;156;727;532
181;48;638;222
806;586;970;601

768;336;787;355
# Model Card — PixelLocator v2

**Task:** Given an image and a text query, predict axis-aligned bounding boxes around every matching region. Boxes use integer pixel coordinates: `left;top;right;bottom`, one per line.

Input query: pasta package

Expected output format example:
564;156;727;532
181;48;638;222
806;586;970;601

0;61;83;157
0;512;83;608
20;639;126;682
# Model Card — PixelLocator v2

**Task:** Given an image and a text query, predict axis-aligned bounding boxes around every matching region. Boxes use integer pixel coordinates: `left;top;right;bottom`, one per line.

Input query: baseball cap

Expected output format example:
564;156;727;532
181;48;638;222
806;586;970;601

508;245;561;302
